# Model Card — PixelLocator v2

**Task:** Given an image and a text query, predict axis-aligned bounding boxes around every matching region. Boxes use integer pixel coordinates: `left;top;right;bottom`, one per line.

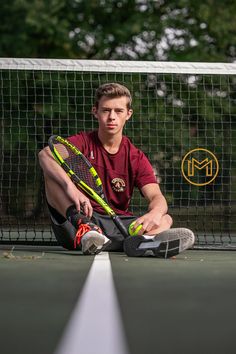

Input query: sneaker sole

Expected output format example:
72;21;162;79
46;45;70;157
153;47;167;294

82;232;112;255
123;228;195;258
84;239;112;255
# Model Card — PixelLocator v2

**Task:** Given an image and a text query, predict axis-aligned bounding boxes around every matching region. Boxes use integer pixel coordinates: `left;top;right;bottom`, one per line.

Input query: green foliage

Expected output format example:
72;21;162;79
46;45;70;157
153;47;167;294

0;0;235;61
0;0;74;58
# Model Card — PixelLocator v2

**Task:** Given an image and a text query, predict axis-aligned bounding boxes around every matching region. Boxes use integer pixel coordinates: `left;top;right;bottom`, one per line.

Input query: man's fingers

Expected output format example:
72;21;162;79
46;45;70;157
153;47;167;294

135;219;158;234
81;200;93;218
133;218;144;229
75;201;81;213
131;219;145;236
86;203;93;218
145;223;154;233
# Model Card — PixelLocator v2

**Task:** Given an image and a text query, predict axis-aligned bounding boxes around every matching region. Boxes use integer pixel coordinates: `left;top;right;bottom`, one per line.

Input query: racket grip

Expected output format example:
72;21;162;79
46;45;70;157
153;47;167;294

112;216;129;238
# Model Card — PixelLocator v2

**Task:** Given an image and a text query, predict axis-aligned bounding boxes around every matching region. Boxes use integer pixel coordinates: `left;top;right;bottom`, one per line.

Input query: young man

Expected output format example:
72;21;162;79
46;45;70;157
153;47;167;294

38;83;194;257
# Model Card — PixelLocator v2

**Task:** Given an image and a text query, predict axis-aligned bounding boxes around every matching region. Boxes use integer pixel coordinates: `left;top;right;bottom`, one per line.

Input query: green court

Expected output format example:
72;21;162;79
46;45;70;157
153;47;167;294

1;246;235;354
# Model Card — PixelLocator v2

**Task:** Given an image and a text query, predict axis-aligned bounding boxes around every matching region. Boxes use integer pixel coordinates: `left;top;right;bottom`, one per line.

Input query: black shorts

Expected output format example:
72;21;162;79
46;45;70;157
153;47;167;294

47;202;137;251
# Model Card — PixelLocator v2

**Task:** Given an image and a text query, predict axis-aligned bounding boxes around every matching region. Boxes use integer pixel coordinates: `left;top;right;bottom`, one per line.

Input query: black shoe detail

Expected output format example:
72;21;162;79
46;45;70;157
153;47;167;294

123;236;147;257
124;236;180;258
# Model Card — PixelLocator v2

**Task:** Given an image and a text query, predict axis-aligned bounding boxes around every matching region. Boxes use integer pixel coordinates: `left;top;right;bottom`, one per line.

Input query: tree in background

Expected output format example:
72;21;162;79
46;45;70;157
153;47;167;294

0;0;236;62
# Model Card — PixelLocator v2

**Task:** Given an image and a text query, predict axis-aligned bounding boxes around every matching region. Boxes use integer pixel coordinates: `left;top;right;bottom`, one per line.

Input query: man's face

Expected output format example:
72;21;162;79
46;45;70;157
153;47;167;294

92;96;133;136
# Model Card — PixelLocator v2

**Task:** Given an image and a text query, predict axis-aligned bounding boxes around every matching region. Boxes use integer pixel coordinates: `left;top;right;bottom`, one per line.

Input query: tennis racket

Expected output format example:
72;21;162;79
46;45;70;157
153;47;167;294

48;135;129;238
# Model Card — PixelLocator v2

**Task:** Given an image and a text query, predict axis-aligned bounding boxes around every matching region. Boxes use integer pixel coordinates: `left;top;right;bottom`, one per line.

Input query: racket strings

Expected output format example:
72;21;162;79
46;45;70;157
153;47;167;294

55;143;102;195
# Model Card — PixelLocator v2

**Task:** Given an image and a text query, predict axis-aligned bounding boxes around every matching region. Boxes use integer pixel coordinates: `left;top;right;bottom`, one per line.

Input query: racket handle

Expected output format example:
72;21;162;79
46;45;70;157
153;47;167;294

112;216;129;238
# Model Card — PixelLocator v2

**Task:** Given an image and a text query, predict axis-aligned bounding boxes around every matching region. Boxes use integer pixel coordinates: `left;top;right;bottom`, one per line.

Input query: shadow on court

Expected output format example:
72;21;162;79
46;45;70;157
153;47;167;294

0;247;235;354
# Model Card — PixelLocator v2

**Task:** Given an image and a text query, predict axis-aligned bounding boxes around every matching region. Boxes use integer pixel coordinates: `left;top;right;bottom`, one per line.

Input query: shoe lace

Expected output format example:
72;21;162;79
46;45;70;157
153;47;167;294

74;223;91;249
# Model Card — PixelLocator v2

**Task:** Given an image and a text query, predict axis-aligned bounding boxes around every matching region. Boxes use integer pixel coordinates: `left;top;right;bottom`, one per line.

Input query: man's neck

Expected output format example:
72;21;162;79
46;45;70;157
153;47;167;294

98;130;122;154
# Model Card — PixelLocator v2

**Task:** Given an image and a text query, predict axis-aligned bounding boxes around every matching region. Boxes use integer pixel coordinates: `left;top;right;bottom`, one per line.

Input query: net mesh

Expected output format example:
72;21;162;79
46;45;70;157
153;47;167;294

0;59;235;249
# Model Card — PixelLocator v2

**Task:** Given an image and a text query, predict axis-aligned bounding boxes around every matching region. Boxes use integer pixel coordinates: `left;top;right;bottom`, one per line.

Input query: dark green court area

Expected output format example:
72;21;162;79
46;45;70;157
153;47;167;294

0;247;235;354
111;251;236;354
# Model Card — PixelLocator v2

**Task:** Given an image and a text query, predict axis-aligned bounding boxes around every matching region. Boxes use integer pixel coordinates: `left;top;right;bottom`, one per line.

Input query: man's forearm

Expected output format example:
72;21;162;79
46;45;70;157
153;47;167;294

148;194;168;216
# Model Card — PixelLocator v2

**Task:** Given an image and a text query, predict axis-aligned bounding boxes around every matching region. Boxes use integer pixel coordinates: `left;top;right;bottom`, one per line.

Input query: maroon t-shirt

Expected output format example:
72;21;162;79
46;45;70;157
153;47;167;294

68;131;157;216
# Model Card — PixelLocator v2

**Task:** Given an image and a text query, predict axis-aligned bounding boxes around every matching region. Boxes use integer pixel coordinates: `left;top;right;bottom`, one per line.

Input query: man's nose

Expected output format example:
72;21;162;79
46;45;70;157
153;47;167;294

109;110;116;119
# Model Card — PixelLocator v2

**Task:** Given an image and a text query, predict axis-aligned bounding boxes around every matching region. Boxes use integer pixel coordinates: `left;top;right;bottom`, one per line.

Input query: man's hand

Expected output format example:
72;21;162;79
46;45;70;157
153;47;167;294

65;183;93;218
132;210;163;235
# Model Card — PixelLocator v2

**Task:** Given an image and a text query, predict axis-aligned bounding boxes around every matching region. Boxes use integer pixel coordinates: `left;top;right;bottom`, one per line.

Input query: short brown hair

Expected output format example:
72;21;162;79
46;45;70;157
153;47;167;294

94;83;132;109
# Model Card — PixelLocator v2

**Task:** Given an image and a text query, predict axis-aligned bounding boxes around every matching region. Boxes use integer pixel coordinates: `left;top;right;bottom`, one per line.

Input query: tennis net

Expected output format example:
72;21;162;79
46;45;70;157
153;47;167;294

0;58;236;249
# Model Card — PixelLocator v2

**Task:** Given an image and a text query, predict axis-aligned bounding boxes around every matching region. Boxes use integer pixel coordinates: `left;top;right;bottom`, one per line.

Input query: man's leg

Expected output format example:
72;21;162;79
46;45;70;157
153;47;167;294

44;176;111;254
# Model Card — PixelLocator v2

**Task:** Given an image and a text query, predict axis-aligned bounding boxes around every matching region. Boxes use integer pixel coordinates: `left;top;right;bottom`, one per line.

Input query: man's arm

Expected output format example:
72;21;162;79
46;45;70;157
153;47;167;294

38;146;93;217
143;183;168;215
133;183;170;234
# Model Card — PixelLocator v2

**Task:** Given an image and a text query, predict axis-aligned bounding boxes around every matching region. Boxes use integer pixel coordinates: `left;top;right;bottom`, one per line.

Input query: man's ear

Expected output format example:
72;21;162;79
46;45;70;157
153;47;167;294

126;109;133;121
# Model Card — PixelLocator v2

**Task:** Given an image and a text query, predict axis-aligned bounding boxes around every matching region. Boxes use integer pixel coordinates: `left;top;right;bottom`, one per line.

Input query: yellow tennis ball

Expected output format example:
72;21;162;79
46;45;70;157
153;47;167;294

128;221;143;236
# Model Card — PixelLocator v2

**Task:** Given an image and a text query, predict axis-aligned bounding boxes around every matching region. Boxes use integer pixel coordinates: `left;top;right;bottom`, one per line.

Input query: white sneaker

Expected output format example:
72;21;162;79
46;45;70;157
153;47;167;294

73;221;111;255
124;228;195;258
81;231;111;255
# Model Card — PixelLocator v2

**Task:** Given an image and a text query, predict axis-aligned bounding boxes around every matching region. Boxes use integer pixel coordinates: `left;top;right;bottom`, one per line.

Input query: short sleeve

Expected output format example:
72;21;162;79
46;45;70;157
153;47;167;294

135;151;158;190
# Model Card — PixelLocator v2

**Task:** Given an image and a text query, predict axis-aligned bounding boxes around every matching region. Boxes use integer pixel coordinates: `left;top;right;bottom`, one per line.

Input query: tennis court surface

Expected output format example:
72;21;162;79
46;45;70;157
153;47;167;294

1;245;235;354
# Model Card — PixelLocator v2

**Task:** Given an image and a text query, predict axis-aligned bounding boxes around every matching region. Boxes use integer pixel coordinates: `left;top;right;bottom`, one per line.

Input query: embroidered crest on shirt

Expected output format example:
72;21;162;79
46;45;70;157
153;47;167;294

90;151;95;159
111;178;126;192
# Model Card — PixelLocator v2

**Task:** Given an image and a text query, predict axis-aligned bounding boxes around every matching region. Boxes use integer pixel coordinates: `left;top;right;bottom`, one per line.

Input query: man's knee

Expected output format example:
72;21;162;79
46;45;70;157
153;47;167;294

164;214;173;228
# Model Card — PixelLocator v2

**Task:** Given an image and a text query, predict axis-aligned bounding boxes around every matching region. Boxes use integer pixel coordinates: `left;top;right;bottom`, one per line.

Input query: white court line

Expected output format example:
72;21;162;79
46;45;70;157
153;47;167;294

55;252;129;354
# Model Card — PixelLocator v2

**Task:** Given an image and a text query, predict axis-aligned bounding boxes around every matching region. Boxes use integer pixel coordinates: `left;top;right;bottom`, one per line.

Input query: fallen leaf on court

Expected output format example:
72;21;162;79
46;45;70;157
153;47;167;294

2;247;45;260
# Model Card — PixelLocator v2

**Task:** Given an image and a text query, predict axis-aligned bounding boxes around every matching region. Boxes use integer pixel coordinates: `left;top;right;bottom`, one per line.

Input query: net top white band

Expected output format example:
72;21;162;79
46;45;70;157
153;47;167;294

1;58;236;75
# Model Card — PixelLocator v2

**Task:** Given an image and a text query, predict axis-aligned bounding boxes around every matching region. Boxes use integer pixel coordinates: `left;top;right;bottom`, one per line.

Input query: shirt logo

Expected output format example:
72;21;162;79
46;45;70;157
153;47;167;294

111;178;126;192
